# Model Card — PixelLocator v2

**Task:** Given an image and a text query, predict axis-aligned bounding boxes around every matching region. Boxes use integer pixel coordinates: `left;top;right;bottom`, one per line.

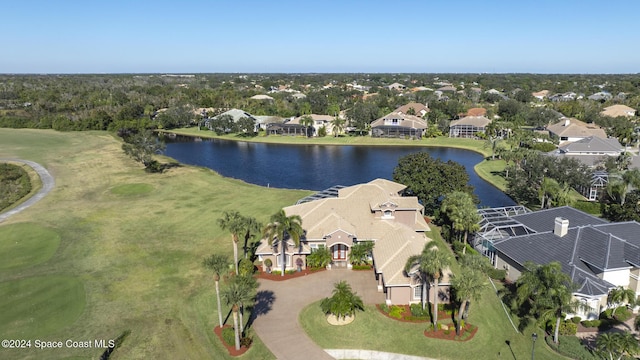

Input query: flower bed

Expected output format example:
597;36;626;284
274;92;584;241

213;325;249;356
376;304;452;323
255;267;326;281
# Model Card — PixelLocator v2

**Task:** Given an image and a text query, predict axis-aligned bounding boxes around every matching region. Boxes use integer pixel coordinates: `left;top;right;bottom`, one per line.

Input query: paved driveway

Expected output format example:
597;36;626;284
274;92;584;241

252;269;385;360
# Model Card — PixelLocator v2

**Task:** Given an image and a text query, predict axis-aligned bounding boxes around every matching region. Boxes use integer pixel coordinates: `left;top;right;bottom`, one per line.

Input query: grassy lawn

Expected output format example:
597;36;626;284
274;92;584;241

0;129;312;359
474;159;508;192
300;285;566;360
0;222;60;271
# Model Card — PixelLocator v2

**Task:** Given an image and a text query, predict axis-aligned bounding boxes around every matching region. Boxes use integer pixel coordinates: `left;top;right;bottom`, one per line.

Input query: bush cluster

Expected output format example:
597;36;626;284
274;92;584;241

0;163;32;211
487;268;506;281
388;305;404;319
221;327;235;347
580;319;601;328
410;304;429;317
546;335;598;360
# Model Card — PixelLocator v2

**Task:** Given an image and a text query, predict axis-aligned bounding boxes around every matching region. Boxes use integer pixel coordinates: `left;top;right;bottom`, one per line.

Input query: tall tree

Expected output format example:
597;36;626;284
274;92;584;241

607;286;637;312
393;152;474;215
596;331;639;360
202;254;230;328
299;115;314;138
217;211;245;275
451;267;487;335
331;116;345;137
221;276;256;351
515;261;583;344
440;191;480;254
262;209;304;277
241;216;262;260
404;242;453;329
121;130;166;170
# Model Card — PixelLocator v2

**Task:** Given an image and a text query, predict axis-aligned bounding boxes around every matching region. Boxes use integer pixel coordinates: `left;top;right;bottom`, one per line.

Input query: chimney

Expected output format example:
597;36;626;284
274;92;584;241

564;118;571;126
554;217;569;237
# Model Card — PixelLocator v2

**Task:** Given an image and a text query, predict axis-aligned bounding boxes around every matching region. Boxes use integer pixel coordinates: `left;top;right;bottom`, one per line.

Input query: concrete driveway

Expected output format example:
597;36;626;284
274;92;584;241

251;269;385;360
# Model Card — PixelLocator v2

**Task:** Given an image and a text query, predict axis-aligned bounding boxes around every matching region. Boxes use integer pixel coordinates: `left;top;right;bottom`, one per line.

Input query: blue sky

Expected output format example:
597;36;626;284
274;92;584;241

2;0;639;74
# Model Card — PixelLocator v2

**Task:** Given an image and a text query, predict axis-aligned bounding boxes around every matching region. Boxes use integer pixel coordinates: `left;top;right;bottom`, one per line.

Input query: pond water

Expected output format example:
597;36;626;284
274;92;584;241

162;136;515;208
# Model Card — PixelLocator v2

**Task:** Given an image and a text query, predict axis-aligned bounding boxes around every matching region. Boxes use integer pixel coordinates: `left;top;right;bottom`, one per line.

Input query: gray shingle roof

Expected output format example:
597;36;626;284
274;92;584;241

510;206;607;233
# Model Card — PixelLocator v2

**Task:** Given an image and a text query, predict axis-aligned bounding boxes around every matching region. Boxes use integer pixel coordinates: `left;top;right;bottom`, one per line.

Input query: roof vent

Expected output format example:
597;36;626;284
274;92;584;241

554;217;569;237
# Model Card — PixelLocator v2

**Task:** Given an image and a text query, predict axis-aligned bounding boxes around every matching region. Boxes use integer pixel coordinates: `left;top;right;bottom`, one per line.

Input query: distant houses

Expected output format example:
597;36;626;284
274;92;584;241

600;104;636;118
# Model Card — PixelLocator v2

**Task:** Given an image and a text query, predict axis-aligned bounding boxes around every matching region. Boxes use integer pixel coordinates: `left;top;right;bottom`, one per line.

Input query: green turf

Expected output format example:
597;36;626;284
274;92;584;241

0;275;85;339
110;183;154;196
0;223;60;271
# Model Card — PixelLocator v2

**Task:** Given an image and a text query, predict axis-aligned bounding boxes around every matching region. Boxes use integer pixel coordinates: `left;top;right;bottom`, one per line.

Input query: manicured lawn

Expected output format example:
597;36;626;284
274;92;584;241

0;222;60;271
0;275;85;339
0;129;310;359
474;159;508;192
300;285;566;360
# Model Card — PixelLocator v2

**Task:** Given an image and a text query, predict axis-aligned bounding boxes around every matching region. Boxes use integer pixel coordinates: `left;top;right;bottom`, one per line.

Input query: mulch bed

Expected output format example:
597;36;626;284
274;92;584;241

213;325;249;356
254;267;326;281
423;323;478;341
376;304;452;323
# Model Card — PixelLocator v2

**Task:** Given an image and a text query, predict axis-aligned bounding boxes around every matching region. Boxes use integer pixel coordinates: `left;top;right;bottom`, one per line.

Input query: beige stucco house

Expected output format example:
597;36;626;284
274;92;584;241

255;179;451;305
547;118;607;144
601;104;636;118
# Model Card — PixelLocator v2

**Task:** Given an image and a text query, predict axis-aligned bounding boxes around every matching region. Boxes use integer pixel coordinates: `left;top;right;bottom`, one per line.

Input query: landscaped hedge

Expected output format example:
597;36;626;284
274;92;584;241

545;335;598;360
487;268;506;281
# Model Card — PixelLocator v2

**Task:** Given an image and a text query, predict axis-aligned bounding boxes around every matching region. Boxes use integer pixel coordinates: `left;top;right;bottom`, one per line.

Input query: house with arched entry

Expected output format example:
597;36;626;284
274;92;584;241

255;179;450;305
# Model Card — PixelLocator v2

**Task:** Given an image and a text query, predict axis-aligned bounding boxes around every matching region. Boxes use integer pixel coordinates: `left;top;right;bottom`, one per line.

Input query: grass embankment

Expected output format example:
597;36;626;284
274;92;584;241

162;127;493;156
0;129;311;359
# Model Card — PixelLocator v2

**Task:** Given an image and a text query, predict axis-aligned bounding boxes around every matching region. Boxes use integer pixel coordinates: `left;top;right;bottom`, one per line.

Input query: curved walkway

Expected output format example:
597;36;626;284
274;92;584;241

0;159;55;223
252;269;437;360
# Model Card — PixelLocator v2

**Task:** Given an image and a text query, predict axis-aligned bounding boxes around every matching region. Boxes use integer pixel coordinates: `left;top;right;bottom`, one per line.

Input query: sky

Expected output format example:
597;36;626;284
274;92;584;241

2;0;639;74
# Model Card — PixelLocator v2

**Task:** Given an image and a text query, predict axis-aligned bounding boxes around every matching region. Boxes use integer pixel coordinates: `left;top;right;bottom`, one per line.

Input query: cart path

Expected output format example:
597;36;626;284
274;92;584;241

0;159;54;223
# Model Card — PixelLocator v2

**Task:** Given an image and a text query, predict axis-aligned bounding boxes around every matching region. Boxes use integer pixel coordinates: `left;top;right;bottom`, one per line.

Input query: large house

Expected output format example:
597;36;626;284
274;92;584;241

371;112;428;139
548;136;625;167
475;206;640;319
448;116;491;138
255;179;450;305
547;118;607;144
289;114;339;136
601;104;636;118
394;102;430;118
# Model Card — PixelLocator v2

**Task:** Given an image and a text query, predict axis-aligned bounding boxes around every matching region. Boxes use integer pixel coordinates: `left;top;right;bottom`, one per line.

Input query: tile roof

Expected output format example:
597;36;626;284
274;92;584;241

450;115;491;127
371;112;428;130
601;104;636;118
394;102;429;116
509;206;607;233
557;136;623;154
547;118;607;139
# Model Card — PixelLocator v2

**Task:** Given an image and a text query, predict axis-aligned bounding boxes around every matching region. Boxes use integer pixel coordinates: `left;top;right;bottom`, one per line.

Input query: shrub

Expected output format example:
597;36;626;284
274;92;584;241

530;142;557;152
487;268;506;281
379;304;389;313
558;321;577;335
238;258;254;276
271;270;281;276
221;327;235;347
306;247;331;268
546;335;598;360
600;308;614;319
571;316;582;324
410;303;429;317
613;306;632;322
263;258;272;270
240;336;252;348
580;319;601;328
352;264;372;270
389;305;404;319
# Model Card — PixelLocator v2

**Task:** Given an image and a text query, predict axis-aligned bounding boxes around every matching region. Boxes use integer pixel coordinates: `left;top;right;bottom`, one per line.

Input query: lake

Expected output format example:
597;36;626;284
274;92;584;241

162;136;515;208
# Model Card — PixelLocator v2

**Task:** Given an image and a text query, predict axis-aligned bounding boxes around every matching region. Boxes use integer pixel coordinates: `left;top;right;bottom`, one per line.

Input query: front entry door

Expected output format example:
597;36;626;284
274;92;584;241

332;244;347;260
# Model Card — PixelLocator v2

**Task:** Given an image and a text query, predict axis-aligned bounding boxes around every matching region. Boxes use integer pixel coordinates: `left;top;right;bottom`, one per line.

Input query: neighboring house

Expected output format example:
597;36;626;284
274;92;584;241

601;104;636;118
265;120;306;136
254;115;284;131
549;92;577;102
465;107;487;117
547;136;625;167
436;85;456;92
448;116;491;138
289;114;338;136
532;90;550;100
205;108;259;131
386;83;407;91
370;111;428;139
475;206;640;319
250;94;274;101
547;118;607;144
587;91;613;101
394;102;430;117
255;179;448;305
291;93;307;99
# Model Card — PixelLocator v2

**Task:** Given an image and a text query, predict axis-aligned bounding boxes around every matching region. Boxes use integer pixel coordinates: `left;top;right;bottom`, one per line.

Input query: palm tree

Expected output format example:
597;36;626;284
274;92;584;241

404;242;452;329
597;331;639;360
320;280;364;320
538;177;560;209
331;116;345;137
299;115;314;138
451;267;487;335
217;211;245;275
234;274;258;336
515;261;583;344
441;191;480;254
202;254;230;328
240;216;262;260
262;209;304;277
607;286;637;313
221;276;257;351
